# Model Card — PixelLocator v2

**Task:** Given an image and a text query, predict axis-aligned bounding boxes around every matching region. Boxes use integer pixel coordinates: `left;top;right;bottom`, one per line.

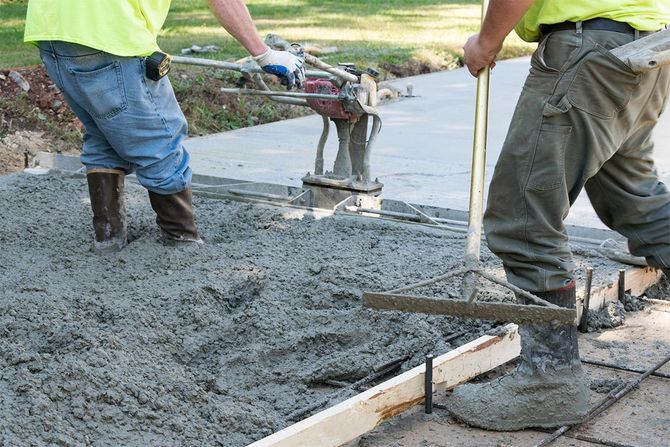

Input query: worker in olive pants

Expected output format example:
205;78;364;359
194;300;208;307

447;0;670;431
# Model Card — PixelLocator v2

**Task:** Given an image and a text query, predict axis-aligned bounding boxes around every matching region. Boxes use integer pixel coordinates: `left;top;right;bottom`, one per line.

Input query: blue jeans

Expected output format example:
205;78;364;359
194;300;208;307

38;41;191;194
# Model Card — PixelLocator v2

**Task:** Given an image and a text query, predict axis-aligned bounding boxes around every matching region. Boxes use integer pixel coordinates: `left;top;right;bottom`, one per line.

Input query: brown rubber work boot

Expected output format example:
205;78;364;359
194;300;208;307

148;188;202;244
86;169;127;252
446;282;590;431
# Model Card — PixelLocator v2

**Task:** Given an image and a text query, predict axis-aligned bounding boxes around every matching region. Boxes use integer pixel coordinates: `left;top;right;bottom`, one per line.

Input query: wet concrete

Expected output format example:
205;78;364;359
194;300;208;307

0;172;501;446
0;171;656;445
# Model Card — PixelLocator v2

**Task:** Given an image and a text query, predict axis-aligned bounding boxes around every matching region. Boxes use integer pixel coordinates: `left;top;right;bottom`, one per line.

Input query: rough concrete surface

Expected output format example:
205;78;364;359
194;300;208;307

0;171;658;446
0;171;501;447
645;274;670;300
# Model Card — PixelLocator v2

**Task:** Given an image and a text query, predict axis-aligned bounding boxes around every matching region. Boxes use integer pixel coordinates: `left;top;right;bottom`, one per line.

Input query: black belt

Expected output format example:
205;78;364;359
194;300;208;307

540;18;657;37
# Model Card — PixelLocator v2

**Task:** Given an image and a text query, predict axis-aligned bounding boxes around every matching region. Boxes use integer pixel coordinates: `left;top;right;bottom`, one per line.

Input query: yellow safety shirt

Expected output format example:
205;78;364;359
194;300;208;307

516;0;670;42
24;0;171;56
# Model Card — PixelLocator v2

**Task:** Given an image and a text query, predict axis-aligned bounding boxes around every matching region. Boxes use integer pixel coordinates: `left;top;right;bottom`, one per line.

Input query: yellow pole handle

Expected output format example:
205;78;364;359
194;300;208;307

465;0;491;265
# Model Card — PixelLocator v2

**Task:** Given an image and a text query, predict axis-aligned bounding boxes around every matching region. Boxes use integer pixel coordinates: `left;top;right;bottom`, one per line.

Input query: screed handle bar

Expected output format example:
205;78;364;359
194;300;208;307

465;0;491;266
170;54;334;79
219;87;341;100
303;53;358;83
461;0;491;301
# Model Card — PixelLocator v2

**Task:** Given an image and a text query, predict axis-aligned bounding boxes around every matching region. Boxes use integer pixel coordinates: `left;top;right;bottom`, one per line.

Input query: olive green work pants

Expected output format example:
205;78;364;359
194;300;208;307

484;28;670;292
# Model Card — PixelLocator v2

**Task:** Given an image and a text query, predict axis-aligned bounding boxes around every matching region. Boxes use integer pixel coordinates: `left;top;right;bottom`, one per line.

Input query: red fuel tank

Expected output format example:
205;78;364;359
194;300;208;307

305;79;353;120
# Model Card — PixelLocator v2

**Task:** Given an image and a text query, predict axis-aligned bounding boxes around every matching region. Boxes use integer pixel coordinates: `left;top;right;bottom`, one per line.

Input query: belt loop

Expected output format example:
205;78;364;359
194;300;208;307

634;29;640;40
575;21;583;34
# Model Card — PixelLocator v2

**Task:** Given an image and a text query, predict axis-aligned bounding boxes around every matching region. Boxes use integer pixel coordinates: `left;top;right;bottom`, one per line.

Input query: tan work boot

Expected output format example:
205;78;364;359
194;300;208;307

446;282;590;431
148;188;202;244
86;169;127;252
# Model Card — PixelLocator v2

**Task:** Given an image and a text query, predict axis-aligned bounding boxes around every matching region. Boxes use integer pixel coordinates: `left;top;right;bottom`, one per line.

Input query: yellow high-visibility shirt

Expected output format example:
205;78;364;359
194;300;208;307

516;1;670;42
24;0;171;56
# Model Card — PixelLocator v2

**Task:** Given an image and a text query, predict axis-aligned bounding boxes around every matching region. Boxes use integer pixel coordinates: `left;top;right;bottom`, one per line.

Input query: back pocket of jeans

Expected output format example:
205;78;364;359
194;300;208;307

71;61;127;119
566;45;640;119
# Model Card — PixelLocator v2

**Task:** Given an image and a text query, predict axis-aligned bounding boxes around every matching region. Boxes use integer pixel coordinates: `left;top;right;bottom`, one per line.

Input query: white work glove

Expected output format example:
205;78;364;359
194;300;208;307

253;48;305;90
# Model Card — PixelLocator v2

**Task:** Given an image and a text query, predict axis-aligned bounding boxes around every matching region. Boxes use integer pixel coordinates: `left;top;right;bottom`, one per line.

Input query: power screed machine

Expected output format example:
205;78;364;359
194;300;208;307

172;34;388;208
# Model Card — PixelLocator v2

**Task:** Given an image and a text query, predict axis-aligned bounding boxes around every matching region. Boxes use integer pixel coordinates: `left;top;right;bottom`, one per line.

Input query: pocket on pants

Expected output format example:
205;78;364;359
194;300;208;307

531;31;581;74
567;45;640;119
527;123;572;191
70;61;127;119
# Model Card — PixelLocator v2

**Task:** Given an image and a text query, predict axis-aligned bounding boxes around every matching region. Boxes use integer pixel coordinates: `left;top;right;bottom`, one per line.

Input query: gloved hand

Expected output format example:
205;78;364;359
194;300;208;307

253;48;305;89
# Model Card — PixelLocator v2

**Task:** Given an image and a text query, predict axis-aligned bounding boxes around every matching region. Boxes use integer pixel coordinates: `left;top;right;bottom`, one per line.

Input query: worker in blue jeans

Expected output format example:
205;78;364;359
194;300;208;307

24;0;304;251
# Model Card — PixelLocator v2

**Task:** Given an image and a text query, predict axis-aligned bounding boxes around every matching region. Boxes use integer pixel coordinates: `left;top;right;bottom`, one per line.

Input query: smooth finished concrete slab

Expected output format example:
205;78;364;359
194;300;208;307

185;57;670;229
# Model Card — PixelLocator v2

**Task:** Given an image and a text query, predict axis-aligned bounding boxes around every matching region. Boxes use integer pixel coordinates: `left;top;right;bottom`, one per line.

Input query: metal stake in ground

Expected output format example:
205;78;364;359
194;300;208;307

618;269;626;303
424;355;434;414
578;267;594;333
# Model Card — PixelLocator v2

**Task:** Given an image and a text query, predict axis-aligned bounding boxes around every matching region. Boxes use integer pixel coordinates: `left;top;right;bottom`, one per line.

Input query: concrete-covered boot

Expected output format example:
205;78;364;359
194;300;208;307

148;188;202;244
86;169;127;252
446;282;590;430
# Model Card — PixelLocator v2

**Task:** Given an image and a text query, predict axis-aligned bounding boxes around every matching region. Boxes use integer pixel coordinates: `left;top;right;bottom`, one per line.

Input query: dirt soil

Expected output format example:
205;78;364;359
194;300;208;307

645;274;670;300
0;66;80;132
379;54;460;79
0;66;81;174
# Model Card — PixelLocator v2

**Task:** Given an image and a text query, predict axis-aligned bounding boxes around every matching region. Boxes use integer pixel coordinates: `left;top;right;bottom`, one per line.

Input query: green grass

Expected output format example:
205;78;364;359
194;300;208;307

0;0;34;68
0;0;533;70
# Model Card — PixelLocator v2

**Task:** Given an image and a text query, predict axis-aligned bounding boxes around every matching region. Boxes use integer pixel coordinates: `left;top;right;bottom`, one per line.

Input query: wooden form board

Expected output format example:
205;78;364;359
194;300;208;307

583;267;662;311
247;324;521;447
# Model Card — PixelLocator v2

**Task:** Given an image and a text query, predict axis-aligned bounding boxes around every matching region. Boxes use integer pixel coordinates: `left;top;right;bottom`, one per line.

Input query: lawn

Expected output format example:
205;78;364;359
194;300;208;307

0;0;533;70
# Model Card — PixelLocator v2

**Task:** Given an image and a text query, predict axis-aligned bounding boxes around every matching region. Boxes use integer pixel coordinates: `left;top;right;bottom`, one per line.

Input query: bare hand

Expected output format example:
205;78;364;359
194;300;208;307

463;33;502;77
